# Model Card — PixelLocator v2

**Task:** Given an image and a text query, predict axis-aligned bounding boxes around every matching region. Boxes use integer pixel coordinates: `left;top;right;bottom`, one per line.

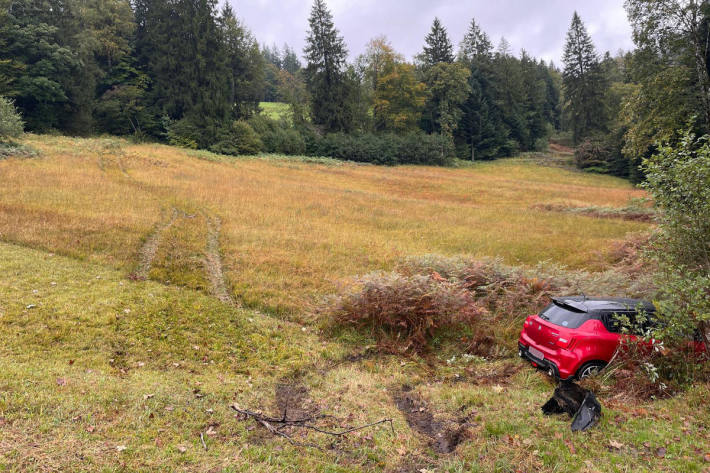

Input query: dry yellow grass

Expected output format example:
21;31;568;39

2;136;707;473
1;135;648;314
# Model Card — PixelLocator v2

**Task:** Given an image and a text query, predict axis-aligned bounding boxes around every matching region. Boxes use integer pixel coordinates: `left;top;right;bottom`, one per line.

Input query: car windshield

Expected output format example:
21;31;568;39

539;303;590;328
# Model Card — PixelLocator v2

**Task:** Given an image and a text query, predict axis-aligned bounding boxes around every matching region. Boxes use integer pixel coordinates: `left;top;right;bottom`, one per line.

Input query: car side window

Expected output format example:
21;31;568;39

602;312;621;333
603;311;635;333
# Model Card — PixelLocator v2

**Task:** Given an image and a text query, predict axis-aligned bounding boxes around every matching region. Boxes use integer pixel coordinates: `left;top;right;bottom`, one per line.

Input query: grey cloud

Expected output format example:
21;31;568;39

229;0;634;65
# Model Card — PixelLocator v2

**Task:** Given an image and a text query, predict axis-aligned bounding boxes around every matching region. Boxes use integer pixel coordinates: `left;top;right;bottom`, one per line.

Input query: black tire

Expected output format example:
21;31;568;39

576;361;606;380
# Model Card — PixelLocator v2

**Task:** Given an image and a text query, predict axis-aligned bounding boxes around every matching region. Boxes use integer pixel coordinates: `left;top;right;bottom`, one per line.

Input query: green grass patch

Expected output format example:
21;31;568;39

259;102;290;121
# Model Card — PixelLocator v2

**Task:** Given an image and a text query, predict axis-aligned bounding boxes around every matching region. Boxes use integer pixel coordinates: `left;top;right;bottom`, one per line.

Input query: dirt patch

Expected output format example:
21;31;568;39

549;143;574;154
393;386;472;454
274;380;318;421
531;203;656;223
133;208;178;279
203;215;236;305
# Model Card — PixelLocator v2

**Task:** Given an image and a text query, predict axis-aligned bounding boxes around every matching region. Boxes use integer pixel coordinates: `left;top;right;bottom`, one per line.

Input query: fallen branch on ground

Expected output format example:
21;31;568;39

230;404;394;449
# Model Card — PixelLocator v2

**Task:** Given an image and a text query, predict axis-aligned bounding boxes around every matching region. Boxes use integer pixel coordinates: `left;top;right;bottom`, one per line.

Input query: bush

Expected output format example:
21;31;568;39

643;127;710;357
324;271;482;353
249;115;305;155
574;137;611;172
209;120;263;156
166;117;201;149
310;132;455;166
0;96;24;142
574;133;629;177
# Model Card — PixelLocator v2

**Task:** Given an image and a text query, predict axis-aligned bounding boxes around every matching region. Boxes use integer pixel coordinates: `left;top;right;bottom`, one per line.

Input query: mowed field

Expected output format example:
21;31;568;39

1;135;708;472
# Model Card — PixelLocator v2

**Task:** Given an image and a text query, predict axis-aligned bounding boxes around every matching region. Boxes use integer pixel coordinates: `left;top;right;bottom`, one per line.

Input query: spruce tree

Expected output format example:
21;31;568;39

219;4;264;119
562;12;609;143
135;0;230;139
303;0;352;132
420;18;454;67
282;45;301;75
455;18;509;160
458;18;493;62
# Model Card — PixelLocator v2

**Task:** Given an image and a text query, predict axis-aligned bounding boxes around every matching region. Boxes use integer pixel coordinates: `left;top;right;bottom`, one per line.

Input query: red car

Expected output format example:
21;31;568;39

518;297;657;380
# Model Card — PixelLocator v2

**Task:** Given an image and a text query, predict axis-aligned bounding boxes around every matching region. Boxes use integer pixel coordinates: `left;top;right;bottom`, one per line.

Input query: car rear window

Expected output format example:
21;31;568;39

539;303;591;328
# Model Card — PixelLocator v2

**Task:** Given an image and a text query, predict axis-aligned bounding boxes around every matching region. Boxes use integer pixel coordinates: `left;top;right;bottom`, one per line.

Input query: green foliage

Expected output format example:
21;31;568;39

135;0;231;124
643;127;710;352
0;0;79;131
562;12;610;144
422;62;471;139
210;120;263;156
166;117;200;149
625;0;710;131
248;115;305;155
219;4;264;120
303;0;353;133
0;96;23;141
574;134;628;176
309;132;454;166
419;18;455;67
359;40;428;134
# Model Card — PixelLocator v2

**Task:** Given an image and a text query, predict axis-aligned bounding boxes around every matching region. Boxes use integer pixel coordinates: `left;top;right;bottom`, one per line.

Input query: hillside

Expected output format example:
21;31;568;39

1;136;707;472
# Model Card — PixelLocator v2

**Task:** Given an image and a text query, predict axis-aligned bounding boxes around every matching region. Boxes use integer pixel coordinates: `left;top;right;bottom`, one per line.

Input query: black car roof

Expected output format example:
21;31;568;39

552;297;655;314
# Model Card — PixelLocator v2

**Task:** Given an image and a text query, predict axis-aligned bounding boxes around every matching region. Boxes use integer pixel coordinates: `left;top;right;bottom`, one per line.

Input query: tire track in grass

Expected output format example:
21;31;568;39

204;214;237;306
133;208;178;280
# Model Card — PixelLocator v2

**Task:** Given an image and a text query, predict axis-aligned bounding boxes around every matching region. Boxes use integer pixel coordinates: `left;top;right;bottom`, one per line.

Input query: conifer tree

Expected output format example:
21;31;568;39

303;0;352;132
458;18;493;62
420;18;454;67
455;18;509;160
562;12;609;143
281;45;301;75
135;0;230;139
219;4;264;119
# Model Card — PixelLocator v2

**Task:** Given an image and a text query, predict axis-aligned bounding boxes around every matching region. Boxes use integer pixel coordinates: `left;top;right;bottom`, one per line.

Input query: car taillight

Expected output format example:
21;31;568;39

556;337;574;349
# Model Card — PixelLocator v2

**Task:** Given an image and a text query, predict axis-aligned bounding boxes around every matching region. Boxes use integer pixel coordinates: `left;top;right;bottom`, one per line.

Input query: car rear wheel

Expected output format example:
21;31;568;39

576;362;606;379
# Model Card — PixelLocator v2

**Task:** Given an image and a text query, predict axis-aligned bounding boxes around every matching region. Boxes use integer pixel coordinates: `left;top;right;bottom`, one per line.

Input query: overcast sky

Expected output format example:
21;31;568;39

227;0;635;66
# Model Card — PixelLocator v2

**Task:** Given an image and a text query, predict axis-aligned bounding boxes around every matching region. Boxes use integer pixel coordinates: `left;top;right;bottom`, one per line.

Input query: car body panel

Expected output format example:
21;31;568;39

518;297;656;380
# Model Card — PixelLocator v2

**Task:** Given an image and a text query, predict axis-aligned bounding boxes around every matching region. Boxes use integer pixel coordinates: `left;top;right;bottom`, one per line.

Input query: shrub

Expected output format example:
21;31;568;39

324;271;483;353
166;117;201;149
643;127;710;358
249;116;306;155
574;133;628;177
264;127;306;155
0;96;24;142
310;132;454;166
574;137;611;172
599;336;709;399
210;120;263;156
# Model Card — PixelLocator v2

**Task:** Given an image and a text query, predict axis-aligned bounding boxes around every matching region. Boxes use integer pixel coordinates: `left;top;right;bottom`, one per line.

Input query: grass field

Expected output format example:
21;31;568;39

1;135;648;316
1;135;708;472
259;102;291;121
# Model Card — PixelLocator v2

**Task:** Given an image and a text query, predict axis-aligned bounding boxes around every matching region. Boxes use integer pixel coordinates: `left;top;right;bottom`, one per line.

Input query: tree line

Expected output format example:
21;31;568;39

1;0;708;173
562;0;710;180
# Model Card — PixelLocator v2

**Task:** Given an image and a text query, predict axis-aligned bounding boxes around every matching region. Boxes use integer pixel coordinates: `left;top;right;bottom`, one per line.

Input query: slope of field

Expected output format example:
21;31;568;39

0;135;649;316
3;135;707;472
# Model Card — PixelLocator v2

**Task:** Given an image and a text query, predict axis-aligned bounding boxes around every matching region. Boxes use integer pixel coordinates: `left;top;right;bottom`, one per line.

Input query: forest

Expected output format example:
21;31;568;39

2;0;709;177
